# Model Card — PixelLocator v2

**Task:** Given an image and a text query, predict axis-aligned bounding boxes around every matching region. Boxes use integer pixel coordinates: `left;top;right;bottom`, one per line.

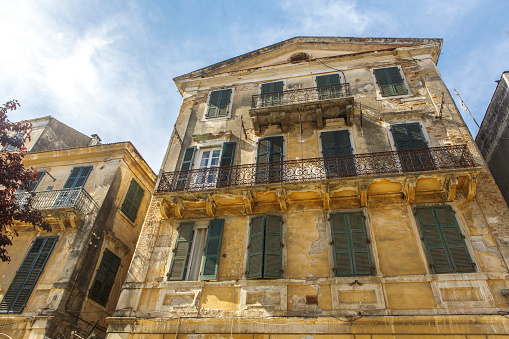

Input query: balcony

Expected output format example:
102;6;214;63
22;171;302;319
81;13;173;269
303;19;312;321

14;188;97;229
158;145;476;193
249;84;353;135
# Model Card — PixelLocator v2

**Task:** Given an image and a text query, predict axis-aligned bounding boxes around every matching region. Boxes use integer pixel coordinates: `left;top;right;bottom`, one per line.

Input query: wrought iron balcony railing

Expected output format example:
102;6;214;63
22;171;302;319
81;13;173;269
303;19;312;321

157;145;476;193
14;188;97;219
251;83;351;109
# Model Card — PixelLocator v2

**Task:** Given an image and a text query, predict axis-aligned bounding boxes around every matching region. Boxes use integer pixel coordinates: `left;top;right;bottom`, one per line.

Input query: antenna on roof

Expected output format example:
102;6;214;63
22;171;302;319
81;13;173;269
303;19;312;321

454;89;480;128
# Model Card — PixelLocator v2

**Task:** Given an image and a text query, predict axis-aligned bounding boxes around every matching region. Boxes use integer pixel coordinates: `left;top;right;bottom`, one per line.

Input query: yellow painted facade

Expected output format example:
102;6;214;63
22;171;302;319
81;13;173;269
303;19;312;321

107;37;509;338
0;118;156;338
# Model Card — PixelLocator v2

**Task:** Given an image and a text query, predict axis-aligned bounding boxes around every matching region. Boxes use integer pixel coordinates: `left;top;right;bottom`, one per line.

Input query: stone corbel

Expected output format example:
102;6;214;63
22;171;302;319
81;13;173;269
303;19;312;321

446;177;458;202
243;191;254;214
467;175;478;201
57;213;67;231
321;185;330;210
316;108;323;129
359;183;369;207
158;199;172;220
404;178;416;204
68;212;79;229
277;188;288;212
205;194;216;217
252;115;260;136
280;113;288;133
171;197;185;219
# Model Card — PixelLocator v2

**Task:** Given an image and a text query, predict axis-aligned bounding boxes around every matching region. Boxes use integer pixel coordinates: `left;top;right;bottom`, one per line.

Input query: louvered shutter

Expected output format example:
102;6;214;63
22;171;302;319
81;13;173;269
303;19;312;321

391;123;428;150
348;212;372;275
374;67;408;97
261;81;283;94
416;206;474;273
247;216;264;279
200;219;224;280
176;147;196;190
0;236;57;313
121;179;145;222
217;142;236;188
268;136;283;183
168;222;194;280
256;138;270;184
88;249;121;306
207;89;232;118
260;81;283;107
263;215;282;278
28;171;45;192
330;213;352;276
321;130;352;157
64;166;92;189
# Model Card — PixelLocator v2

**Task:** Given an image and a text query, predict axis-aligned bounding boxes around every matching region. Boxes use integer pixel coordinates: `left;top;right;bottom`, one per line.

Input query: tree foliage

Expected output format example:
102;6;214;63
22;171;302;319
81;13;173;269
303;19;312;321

0;100;50;262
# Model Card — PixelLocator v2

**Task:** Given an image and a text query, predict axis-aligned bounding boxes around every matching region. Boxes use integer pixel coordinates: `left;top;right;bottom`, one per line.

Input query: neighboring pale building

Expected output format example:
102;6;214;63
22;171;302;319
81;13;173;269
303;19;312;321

108;37;509;338
0;116;156;338
476;72;509;206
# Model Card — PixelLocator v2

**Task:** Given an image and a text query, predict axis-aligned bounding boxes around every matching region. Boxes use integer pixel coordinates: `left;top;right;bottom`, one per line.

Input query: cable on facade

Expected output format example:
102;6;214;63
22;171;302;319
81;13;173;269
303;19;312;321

316;58;347;83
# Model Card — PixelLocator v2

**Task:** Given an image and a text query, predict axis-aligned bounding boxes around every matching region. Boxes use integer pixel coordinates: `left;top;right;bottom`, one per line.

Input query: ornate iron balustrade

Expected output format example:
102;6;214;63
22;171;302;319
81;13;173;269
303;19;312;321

157;145;477;193
251;83;351;109
14;188;97;219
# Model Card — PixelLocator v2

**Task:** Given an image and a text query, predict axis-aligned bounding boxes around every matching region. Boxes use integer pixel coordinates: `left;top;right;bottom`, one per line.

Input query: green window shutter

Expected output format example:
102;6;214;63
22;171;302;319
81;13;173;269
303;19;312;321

88;249;121;306
64;166;92;189
247;216;264;279
256;136;284;184
269;136;284;163
121;179;145;222
348;212;372;275
219;142;236;167
391;123;428;151
263;215;282;278
207;89;232;118
373;67;408;97
168;222;195;280
28;171;45;191
176;146;196;189
261;81;283;94
260;82;283;107
317;74;340;87
330;212;372;277
416;206;475;273
321;130;352;157
257;138;270;164
0;236;57;313
200;219;225;280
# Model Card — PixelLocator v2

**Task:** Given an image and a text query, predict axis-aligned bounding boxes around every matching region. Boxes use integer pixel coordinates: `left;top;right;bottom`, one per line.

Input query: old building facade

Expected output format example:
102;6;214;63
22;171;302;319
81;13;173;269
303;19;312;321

0;117;156;338
476;71;509;207
107;37;509;338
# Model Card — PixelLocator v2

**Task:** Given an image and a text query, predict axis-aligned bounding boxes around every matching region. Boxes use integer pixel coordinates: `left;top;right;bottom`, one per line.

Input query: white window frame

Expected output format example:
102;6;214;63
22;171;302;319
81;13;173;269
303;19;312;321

370;65;412;100
203;88;235;121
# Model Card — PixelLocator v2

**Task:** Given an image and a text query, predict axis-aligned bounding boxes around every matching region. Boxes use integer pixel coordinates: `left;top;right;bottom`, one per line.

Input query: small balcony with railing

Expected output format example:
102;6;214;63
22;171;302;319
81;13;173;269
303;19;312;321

249;83;354;135
156;145;481;218
14;188;97;229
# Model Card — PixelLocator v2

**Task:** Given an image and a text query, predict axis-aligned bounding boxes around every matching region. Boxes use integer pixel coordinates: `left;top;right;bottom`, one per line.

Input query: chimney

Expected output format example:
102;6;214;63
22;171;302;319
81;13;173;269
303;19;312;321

89;134;102;146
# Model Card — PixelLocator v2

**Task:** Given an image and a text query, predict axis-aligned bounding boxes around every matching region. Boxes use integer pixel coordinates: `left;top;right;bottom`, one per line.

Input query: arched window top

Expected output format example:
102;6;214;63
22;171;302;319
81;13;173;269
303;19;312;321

288;52;310;63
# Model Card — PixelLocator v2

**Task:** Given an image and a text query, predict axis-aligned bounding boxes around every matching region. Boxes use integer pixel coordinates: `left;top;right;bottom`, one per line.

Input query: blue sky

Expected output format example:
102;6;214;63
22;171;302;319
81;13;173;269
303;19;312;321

1;0;508;171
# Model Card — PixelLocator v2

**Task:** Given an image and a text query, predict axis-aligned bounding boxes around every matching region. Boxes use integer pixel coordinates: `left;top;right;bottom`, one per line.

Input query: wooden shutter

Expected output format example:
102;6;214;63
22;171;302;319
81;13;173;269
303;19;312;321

256;136;284;184
200;219;224;280
247;215;264;279
391;123;428;151
180;147;196;171
220;142;236;167
373;67;408;97
28;171;45;191
261;81;283;94
64;166;92;189
321;130;352;157
0;236;57;313
331;212;372;276
269;136;284;162
348;212;372;275
88;249;121;306
316;74;340;87
168;222;194;280
416;206;474;273
263;215;282;278
121;179;145;222
207;89;232;118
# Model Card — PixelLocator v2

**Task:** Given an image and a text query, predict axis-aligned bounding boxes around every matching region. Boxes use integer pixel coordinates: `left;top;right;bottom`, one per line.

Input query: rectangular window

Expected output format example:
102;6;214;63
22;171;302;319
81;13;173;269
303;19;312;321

316;74;342;100
206;89;232;118
256;136;283;184
247;215;283;279
28;171;45;192
321;130;356;178
330;212;373;277
390;122;435;172
260;81;284;107
88;249;121;306
54;166;93;208
121;179;145;222
0;236;58;313
373;66;408;97
415;206;475;274
168;219;224;281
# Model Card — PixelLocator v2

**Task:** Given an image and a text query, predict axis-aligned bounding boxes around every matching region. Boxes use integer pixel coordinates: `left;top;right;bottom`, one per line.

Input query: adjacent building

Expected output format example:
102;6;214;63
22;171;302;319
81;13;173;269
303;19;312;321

106;37;509;338
476;71;509;206
0;116;156;338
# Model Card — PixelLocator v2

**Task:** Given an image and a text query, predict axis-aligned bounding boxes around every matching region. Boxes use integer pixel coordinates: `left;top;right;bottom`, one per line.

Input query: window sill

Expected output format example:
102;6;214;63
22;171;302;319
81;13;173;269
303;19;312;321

202;115;231;122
